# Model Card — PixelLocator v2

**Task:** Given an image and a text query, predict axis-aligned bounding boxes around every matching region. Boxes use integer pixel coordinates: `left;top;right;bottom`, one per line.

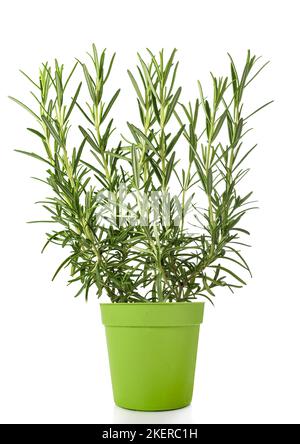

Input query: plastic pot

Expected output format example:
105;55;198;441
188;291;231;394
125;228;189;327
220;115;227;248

100;302;204;411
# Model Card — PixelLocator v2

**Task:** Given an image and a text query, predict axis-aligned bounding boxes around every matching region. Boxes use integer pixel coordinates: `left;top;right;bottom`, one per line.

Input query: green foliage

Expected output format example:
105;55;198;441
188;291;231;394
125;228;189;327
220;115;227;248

11;46;272;303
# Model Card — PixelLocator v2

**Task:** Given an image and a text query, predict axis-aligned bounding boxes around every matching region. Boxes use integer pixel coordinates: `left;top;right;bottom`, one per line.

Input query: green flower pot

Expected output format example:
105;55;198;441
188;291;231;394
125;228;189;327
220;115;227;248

100;302;205;411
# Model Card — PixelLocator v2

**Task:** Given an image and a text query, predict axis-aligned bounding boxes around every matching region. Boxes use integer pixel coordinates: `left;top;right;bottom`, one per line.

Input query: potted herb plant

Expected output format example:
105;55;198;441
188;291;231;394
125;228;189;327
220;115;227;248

11;46;271;411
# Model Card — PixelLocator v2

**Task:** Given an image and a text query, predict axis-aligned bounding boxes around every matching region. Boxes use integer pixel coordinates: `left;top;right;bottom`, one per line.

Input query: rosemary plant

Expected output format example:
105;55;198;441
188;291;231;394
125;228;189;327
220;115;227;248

11;46;271;303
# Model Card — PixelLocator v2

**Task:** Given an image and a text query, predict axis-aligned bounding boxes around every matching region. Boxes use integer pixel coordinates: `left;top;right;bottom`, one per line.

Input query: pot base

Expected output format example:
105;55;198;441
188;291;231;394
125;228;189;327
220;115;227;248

115;402;191;412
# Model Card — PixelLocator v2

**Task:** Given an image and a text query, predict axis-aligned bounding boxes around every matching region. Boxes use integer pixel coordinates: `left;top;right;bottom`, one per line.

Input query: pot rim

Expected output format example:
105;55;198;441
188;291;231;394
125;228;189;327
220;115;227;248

100;301;205;305
100;301;205;327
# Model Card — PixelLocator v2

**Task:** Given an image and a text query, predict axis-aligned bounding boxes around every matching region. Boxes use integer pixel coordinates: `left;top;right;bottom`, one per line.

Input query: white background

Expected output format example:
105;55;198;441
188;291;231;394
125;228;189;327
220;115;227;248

0;0;299;425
